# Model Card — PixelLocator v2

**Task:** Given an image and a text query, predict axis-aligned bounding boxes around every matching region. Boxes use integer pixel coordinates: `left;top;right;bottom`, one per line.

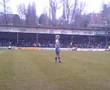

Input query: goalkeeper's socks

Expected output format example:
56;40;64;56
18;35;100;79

55;57;57;63
59;60;61;63
58;57;61;63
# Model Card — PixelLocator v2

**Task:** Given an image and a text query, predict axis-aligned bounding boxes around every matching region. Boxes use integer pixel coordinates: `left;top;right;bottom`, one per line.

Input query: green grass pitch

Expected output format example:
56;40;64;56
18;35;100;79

0;50;110;90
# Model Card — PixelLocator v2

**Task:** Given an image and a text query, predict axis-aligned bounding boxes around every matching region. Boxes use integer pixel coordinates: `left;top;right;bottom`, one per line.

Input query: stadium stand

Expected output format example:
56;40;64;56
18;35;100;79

0;25;110;49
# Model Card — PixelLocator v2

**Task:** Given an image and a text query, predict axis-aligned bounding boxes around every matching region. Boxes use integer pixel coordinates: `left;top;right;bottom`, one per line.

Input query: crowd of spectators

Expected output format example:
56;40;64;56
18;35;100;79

0;36;110;48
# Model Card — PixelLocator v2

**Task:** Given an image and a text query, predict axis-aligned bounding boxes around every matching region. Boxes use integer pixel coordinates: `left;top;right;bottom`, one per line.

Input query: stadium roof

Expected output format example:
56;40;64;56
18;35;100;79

0;25;110;36
0;24;110;31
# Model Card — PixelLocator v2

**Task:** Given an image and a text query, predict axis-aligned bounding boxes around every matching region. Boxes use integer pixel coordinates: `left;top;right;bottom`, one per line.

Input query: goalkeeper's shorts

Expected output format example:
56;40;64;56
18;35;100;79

55;47;60;55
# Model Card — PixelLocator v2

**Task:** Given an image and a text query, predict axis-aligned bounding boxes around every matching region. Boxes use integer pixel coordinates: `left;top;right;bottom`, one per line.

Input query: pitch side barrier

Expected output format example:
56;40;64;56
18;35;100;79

41;48;106;51
19;47;106;51
0;47;107;51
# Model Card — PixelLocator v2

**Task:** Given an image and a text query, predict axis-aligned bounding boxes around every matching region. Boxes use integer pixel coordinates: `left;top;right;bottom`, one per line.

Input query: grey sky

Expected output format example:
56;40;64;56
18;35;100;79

1;0;110;17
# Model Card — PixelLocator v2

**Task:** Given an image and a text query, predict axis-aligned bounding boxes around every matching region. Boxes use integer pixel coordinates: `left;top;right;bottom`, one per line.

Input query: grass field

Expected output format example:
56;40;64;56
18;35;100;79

0;50;110;90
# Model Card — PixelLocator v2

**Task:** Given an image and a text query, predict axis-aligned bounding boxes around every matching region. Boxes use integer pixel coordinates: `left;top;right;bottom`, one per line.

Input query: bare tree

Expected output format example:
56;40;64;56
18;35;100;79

79;1;86;14
0;0;10;24
102;3;110;25
49;0;57;21
18;2;38;26
61;0;76;23
62;0;71;23
26;2;37;26
39;13;50;25
49;0;62;25
71;0;78;22
61;0;85;24
17;3;27;20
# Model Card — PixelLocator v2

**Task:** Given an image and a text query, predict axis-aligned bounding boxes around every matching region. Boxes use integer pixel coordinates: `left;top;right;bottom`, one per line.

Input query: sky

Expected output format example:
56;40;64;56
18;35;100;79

1;0;110;17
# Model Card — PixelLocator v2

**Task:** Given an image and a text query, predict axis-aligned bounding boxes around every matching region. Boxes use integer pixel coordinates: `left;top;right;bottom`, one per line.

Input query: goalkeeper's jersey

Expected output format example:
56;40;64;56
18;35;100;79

55;39;60;48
